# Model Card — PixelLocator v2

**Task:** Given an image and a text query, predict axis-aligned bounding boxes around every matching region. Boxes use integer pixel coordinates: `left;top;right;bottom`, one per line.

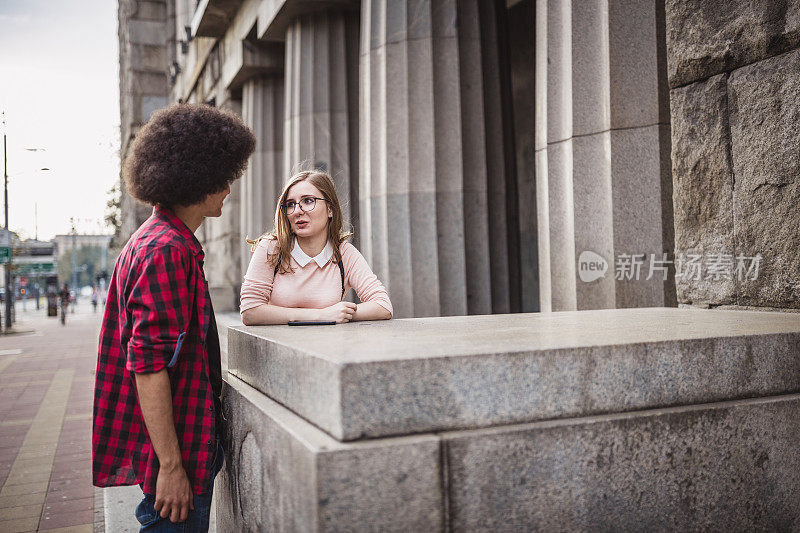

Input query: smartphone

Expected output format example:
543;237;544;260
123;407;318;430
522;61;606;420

287;320;337;326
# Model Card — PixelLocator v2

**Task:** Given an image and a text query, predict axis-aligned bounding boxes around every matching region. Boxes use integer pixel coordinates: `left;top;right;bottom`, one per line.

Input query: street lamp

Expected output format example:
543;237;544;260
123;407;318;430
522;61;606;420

71;218;77;291
2;111;49;331
3;166;49;328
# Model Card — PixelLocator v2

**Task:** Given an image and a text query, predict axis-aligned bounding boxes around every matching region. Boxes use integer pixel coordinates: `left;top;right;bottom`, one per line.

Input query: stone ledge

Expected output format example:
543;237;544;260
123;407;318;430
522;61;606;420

191;0;244;38
228;307;800;440
256;0;359;42
217;372;800;530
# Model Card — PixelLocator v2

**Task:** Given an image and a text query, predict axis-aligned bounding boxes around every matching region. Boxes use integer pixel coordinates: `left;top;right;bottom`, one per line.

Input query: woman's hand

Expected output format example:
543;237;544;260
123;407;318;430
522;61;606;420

320;301;358;323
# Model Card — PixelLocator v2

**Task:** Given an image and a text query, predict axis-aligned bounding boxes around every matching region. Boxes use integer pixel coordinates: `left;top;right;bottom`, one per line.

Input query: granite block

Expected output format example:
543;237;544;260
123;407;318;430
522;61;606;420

572;131;614;311
728;50;800;309
669;73;735;305
608;0;667;128
666;0;800;88
535;148;552;312
545;139;577;311
128;19;166;46
570;0;610;137
546;0;572;144
444;394;800;531
229;307;800;441
215;374;443;532
534;0;548;152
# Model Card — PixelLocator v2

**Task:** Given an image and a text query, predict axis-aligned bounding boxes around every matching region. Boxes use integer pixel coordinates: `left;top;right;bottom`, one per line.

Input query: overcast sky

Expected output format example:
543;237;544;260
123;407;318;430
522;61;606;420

0;0;118;240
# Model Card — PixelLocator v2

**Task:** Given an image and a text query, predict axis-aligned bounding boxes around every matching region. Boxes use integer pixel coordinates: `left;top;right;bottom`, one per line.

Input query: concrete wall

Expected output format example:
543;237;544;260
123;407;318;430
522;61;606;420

667;0;800;311
220;308;800;529
118;0;170;243
219;372;800;531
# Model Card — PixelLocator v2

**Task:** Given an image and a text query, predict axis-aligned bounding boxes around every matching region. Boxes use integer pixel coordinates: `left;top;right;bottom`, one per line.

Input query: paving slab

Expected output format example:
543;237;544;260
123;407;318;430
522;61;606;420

0;303;102;532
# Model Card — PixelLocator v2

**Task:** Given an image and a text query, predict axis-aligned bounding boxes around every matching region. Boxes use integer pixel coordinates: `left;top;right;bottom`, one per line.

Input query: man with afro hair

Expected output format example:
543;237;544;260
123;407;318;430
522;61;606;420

92;103;255;530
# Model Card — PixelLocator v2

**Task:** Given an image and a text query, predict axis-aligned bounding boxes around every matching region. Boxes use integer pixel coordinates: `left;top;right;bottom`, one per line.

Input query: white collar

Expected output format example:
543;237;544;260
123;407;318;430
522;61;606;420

291;240;334;268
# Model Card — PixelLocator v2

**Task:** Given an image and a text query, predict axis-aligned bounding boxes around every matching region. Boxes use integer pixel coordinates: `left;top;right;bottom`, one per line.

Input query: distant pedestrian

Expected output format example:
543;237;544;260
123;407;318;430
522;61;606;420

92;104;255;532
91;285;98;312
58;283;69;325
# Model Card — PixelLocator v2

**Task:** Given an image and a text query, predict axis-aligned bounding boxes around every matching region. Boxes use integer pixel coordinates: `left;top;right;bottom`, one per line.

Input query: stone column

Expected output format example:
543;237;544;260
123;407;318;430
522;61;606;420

118;0;169;244
360;0;510;318
534;0;552;313
283;9;360;227
535;0;673;311
608;0;674;309
536;0;578;312
240;75;284;276
199;95;246;312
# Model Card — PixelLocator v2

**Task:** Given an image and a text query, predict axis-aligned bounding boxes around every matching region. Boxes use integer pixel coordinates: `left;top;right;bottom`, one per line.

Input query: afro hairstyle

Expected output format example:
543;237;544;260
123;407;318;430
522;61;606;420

123;103;256;207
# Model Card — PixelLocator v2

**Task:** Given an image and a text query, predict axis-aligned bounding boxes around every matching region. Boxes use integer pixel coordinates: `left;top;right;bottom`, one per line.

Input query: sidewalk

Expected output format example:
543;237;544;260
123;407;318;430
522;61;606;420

0;300;103;532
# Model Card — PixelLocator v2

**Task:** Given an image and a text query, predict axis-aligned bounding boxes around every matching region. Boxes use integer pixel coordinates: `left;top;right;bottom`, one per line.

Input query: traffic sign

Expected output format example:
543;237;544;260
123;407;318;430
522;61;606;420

0;247;9;264
15;262;55;275
0;229;11;248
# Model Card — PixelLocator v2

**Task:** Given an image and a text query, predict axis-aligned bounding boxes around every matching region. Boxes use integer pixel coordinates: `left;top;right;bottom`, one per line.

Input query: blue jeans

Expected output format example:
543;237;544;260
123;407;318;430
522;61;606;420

135;442;225;532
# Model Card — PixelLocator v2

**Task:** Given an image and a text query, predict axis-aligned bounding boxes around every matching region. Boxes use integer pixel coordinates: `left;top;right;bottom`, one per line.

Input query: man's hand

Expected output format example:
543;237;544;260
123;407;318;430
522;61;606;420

154;462;194;522
134;369;193;523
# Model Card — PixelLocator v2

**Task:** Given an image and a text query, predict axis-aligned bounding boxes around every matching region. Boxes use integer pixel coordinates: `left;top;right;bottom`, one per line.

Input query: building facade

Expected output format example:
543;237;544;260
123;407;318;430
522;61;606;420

53;234;114;261
118;0;800;316
118;0;171;243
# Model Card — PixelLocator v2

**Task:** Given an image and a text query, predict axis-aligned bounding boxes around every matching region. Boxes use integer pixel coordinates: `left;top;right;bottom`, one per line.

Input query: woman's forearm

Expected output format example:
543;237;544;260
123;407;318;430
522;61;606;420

241;303;321;325
242;301;388;324
353;301;392;321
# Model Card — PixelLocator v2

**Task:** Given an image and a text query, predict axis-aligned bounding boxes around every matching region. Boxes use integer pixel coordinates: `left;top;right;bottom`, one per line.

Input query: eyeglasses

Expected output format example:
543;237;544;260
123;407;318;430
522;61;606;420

281;196;328;215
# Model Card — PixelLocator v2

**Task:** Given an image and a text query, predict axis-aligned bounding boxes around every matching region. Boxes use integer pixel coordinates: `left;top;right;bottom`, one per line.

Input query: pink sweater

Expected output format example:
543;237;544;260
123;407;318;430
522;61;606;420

240;237;393;316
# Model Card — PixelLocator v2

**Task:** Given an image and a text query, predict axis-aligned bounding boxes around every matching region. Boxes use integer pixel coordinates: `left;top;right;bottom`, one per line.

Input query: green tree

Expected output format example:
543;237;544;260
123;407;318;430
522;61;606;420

105;182;122;247
58;245;105;288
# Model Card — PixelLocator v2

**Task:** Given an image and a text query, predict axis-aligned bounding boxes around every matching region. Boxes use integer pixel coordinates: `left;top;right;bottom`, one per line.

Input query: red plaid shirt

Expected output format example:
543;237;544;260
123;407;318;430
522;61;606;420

93;206;219;495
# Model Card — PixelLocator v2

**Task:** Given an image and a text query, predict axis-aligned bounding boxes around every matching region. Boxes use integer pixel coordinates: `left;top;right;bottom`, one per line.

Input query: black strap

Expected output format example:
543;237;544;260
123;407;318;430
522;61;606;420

274;258;346;299
205;300;223;429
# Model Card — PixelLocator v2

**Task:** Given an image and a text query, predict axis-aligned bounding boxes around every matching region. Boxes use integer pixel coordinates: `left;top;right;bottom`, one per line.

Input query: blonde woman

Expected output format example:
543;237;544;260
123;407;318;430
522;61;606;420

240;170;393;325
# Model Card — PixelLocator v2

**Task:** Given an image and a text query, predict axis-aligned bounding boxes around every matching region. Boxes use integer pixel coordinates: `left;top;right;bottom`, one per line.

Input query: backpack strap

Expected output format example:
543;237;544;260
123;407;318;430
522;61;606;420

338;259;346;299
274;258;346;300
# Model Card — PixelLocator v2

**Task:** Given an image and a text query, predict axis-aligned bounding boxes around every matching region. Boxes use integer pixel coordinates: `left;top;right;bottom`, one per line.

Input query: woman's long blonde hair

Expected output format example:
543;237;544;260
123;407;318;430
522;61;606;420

246;170;352;274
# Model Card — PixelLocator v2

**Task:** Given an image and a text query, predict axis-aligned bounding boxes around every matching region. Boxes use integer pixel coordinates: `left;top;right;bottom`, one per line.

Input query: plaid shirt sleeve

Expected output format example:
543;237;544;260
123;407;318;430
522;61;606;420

126;246;194;374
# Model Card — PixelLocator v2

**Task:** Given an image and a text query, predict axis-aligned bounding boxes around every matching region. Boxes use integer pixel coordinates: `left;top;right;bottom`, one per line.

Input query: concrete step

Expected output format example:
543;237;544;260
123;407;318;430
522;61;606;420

227;307;800;440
